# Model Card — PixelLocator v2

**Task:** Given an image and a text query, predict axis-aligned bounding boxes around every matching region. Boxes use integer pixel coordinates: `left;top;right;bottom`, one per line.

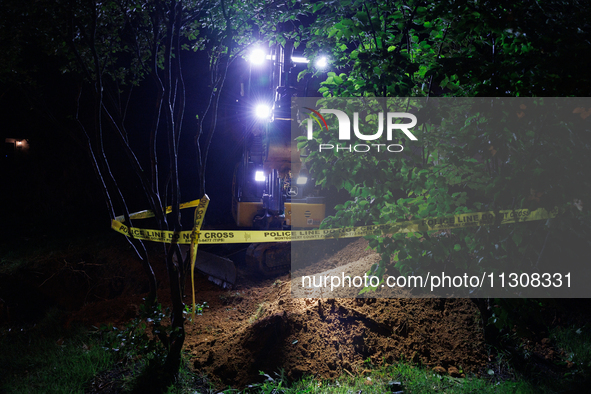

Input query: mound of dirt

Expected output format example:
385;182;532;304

185;238;487;387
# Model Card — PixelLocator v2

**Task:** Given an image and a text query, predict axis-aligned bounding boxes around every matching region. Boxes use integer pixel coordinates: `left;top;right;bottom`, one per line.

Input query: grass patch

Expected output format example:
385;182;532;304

226;363;535;394
536;324;591;392
0;308;116;393
0;306;209;394
552;325;591;370
118;354;211;394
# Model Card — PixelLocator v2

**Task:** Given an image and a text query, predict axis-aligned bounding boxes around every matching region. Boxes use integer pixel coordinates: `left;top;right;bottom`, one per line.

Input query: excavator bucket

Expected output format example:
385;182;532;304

176;246;237;289
194;250;237;289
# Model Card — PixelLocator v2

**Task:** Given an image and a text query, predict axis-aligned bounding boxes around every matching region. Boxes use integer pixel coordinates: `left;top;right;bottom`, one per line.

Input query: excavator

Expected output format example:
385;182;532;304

194;42;326;287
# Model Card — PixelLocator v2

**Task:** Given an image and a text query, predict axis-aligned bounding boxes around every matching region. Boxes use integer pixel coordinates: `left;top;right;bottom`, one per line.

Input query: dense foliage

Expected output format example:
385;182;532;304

294;0;591;328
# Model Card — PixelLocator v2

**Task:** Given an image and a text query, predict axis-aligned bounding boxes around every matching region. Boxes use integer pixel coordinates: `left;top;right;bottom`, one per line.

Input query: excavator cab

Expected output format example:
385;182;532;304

231;43;326;275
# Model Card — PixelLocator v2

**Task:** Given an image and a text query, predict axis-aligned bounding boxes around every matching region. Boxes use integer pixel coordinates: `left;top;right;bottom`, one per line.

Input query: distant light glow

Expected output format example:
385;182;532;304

315;56;328;69
255;171;265;182
255;104;271;119
292;56;309;64
250;48;266;65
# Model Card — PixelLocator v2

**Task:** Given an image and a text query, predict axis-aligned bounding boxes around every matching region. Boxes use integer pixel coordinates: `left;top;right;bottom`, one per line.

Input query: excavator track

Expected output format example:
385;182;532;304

246;242;291;277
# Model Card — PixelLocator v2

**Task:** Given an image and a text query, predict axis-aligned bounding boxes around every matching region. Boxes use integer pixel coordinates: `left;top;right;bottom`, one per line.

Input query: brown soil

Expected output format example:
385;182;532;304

186;281;486;386
1;236;488;388
184;238;487;386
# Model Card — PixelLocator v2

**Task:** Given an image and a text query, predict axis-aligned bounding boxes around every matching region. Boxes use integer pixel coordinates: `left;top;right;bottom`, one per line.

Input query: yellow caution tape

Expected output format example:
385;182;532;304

114;199;202;222
111;207;557;245
112;203;557;320
189;196;209;321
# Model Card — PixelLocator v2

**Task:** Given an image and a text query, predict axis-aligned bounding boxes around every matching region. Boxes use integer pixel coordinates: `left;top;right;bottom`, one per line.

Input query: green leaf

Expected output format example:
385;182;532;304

358;286;373;295
512;232;523;246
454;244;461;252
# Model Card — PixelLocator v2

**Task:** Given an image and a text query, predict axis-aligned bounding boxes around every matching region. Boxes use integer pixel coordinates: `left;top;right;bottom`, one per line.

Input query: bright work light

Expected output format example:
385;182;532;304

296;175;308;185
296;168;309;185
250;48;266;65
255;104;271;119
315;56;328;69
292;56;309;64
255;171;265;182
